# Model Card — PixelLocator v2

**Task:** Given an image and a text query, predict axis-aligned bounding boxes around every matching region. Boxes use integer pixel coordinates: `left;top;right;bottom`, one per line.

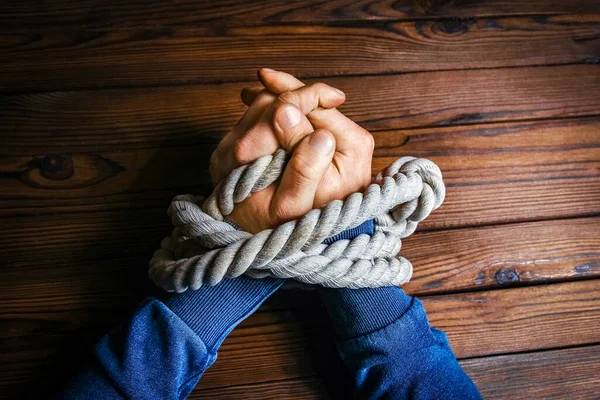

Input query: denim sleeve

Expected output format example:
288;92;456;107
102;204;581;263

319;286;482;399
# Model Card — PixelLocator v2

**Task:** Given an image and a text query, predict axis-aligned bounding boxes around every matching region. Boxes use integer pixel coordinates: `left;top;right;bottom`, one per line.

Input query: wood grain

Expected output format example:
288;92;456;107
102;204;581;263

0;209;169;268
2;279;599;395
463;345;600;399
3;117;598;230
189;377;329;400
196;279;600;387
0;258;148;339
189;344;600;399
373;117;600;228
0;147;215;215
425;279;600;358
2;0;598;398
401;217;600;294
3;65;600;156
2;216;597;340
1;0;599;29
2;14;598;92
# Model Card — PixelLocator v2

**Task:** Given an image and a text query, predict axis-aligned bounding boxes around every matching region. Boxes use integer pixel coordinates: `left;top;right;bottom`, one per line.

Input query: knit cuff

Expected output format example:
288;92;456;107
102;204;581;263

163;276;283;352
323;219;374;244
163;219;376;349
319;286;414;340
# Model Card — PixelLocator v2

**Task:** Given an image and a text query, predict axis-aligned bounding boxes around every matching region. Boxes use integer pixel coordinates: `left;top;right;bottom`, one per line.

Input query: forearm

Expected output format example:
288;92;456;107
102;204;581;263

60;276;283;400
320;286;482;399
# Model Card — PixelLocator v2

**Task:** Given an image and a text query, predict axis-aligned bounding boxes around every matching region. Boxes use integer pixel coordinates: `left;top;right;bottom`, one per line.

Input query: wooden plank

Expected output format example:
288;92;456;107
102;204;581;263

3;65;600;156
376;118;600;229
0;259;147;339
189;377;329;400
0;209;169;268
401;217;600;294
1;0;599;29
0;308;312;396
425;280;600;358
2;217;597;339
2;14;599;92
462;345;600;399
0;147;215;215
1;208;598;292
2;117;598;229
189;344;600;399
194;280;600;387
2;279;599;392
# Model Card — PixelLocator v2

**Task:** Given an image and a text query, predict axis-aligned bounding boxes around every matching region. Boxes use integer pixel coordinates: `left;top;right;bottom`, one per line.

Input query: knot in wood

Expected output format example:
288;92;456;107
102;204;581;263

494;267;520;285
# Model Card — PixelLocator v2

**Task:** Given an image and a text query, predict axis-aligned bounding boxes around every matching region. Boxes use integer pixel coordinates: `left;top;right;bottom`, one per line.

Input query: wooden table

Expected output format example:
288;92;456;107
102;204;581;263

1;1;599;398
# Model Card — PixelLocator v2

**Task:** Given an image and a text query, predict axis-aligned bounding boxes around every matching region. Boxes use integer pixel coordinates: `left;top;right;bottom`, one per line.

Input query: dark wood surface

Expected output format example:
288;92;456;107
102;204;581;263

2;14;599;92
1;1;599;399
2;0;599;29
190;345;600;399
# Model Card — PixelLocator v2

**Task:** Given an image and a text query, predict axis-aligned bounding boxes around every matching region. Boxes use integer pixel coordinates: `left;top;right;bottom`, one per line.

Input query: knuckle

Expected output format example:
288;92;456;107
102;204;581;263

355;127;375;152
232;136;253;165
271;201;294;224
255;91;274;103
249;91;275;108
277;90;298;105
286;125;308;146
290;154;319;185
365;131;375;152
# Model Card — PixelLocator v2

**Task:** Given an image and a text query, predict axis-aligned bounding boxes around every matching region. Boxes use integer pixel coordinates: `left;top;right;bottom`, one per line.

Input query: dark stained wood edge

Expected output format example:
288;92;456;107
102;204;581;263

1;0;599;30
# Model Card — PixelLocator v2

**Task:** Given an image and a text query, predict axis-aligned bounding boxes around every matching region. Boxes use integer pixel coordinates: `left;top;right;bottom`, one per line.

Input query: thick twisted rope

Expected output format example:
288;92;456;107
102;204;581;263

149;149;445;292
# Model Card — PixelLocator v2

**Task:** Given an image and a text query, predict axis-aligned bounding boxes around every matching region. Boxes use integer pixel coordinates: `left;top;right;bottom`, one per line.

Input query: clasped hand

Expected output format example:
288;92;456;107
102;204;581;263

211;69;375;233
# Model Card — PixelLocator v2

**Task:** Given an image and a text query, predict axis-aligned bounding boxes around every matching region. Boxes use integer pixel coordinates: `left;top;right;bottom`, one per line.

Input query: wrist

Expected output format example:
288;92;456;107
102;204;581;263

319;286;413;340
162;276;283;351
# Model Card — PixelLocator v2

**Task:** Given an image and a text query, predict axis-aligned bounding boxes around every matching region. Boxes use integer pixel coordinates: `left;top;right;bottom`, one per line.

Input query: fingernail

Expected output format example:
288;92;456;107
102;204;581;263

309;130;334;154
261;68;276;73
334;88;345;96
277;106;302;130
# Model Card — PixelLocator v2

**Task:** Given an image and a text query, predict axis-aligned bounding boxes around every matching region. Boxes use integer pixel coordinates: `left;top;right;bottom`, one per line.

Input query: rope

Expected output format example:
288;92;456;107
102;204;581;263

149;149;445;292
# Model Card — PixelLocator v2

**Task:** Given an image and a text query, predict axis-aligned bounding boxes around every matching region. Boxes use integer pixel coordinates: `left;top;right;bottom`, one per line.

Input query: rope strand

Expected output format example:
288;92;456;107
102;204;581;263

149;151;445;292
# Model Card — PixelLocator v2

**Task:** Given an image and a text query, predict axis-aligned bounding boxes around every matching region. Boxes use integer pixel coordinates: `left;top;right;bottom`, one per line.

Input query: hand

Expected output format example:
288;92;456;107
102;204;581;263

211;69;375;233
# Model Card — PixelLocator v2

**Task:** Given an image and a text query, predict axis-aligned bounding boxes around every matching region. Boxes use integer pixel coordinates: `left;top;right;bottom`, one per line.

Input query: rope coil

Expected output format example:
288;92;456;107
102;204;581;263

149;149;445;292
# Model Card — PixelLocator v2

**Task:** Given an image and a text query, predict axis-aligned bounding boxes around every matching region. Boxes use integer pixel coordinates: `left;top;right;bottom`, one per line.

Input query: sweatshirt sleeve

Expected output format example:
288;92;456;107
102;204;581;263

59;276;283;400
319;286;482;399
59;220;375;399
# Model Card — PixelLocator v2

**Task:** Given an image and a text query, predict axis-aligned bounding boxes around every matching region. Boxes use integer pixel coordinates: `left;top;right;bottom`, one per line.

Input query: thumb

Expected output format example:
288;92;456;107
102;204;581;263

271;129;335;221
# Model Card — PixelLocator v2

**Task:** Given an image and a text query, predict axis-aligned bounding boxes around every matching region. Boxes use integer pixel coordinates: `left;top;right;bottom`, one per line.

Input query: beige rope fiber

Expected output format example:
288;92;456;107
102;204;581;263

149;149;445;293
